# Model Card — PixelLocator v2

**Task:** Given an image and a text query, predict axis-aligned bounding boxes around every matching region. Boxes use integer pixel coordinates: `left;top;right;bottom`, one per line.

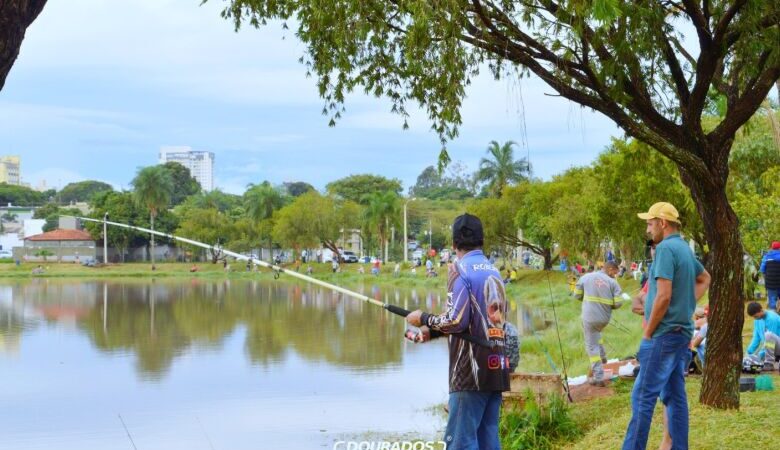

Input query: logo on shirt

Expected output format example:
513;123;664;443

488;355;501;369
488;328;505;339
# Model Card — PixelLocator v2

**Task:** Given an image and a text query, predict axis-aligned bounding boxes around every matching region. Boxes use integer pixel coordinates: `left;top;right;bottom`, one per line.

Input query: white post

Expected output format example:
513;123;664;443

428;219;432;248
403;198;416;262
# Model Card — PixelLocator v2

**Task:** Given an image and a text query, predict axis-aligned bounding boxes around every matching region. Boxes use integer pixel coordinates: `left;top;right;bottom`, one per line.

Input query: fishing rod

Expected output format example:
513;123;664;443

545;271;573;402
72;216;495;349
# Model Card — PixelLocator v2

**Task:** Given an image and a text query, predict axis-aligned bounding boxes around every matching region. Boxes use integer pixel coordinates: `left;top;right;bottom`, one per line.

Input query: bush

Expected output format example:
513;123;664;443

500;392;581;450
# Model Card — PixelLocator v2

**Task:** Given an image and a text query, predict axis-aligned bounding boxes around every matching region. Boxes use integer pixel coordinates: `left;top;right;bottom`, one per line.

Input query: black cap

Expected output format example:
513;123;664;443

452;213;484;248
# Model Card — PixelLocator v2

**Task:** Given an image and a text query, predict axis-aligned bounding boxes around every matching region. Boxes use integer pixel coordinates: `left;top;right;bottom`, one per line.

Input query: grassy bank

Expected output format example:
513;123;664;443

0;260;445;285
563;376;780;449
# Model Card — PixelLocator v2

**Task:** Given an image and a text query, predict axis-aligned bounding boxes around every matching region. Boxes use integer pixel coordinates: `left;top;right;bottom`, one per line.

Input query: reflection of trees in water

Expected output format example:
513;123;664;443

73;280;417;379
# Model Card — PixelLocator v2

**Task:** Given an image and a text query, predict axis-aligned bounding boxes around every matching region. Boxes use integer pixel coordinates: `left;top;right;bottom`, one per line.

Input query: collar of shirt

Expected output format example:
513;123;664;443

663;233;682;242
463;249;485;259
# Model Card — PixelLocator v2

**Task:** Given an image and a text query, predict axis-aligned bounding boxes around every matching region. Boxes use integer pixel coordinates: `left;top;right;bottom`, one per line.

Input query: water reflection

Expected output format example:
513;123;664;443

0;279;549;379
0;278;553;450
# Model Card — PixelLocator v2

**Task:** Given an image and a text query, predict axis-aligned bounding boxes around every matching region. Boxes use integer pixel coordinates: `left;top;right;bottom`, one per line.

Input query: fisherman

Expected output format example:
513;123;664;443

573;260;625;386
622;202;711;450
745;302;780;372
405;213;510;450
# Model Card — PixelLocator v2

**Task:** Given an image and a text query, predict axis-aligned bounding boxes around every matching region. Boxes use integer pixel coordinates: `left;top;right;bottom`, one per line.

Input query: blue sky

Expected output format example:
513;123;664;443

0;0;621;194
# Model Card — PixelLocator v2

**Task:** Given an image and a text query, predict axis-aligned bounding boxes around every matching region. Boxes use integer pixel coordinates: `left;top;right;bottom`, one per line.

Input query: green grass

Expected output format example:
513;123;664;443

562;376;780;449
501;393;581;450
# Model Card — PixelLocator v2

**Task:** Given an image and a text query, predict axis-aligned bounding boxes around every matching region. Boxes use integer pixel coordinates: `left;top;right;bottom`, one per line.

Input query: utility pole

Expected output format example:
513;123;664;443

403;198;416;262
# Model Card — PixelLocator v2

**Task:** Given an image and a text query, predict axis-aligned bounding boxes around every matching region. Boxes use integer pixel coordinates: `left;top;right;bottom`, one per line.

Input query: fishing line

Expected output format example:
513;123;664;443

545;270;573;402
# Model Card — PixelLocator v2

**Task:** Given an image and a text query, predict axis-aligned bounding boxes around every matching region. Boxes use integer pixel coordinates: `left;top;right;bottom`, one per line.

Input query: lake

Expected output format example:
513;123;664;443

0;278;547;450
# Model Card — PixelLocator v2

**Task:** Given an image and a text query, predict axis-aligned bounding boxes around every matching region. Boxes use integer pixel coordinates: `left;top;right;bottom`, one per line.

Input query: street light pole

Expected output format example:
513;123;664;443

403;197;416;263
103;212;109;264
429;218;432;249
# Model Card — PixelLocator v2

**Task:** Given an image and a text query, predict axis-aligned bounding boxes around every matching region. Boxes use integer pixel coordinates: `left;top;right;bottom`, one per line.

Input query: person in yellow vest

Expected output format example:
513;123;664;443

573;261;625;386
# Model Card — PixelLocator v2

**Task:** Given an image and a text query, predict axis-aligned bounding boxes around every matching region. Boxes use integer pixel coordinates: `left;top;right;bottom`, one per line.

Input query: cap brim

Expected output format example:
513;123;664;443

637;213;654;220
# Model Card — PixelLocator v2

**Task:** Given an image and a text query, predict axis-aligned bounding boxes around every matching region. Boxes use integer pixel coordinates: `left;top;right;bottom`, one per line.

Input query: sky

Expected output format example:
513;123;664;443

0;0;621;194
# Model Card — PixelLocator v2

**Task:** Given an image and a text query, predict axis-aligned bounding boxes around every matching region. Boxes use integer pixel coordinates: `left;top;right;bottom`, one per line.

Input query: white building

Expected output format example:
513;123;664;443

159;146;215;191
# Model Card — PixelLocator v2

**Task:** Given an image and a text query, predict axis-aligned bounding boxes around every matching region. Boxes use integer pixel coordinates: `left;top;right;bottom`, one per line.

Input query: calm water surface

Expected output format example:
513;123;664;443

0;278;546;450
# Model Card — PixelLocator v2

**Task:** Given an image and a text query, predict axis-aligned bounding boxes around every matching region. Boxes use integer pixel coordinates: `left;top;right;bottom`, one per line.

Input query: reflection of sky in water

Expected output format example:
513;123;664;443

0;280;451;449
0;279;546;449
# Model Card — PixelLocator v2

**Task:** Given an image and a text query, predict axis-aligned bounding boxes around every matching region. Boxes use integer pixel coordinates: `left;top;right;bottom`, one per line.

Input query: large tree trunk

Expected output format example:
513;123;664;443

680;160;744;409
0;0;48;90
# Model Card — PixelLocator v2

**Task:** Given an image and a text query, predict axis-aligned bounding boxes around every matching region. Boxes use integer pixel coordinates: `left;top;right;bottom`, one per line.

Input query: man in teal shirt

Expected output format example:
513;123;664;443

623;202;711;450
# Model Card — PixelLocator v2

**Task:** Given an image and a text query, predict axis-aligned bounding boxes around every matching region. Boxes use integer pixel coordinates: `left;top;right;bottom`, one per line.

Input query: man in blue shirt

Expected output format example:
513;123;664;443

406;213;511;450
622;202;711;450
745;302;780;371
759;241;780;311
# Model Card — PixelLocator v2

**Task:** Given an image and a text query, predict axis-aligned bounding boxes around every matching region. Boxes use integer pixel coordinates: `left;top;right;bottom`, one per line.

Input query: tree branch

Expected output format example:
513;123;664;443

709;64;780;150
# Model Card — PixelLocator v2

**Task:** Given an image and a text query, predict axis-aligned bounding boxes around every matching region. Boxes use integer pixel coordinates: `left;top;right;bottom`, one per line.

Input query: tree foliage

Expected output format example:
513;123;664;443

0;183;46;206
57;180;113;204
326;174;402;204
410;165;475;200
475;140;530;197
161;162;201;206
272;191;341;254
283;181;315;197
85;191;145;261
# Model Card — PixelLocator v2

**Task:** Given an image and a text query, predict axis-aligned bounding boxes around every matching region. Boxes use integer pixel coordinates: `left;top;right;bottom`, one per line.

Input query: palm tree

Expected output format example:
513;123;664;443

132;166;173;270
476;140;531;197
244;181;286;261
363;191;400;262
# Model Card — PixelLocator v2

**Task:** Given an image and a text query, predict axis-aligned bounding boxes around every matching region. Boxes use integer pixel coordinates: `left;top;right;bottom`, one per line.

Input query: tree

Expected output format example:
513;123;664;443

131;166;173;269
478;183;558;270
544;168;604;260
0;183;46;206
283;181;315;197
244;181;287;260
0;1;47;90
180;189;243;213
475;141;530;197
215;0;780;408
176;207;236;263
84;191;145;262
57;180;113;204
363;191;400;262
32;202;80;232
326;174;402;204
593;138;705;264
161;162;201;206
272;191;341;256
410;165;475;200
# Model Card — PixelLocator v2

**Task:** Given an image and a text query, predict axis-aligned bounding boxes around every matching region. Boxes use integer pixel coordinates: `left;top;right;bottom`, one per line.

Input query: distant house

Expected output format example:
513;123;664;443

18;229;97;262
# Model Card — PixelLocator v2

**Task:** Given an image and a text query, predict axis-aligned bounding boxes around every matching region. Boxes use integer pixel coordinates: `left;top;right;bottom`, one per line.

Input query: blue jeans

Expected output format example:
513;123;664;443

444;391;502;450
622;331;691;450
767;288;778;310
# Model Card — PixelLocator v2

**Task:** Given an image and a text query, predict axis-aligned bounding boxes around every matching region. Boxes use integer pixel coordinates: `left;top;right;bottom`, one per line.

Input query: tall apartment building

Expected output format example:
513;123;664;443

0;156;21;185
159;146;215;191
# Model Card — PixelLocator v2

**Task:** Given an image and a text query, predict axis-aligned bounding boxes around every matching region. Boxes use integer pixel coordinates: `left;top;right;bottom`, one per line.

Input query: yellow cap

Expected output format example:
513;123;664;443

637;202;680;224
